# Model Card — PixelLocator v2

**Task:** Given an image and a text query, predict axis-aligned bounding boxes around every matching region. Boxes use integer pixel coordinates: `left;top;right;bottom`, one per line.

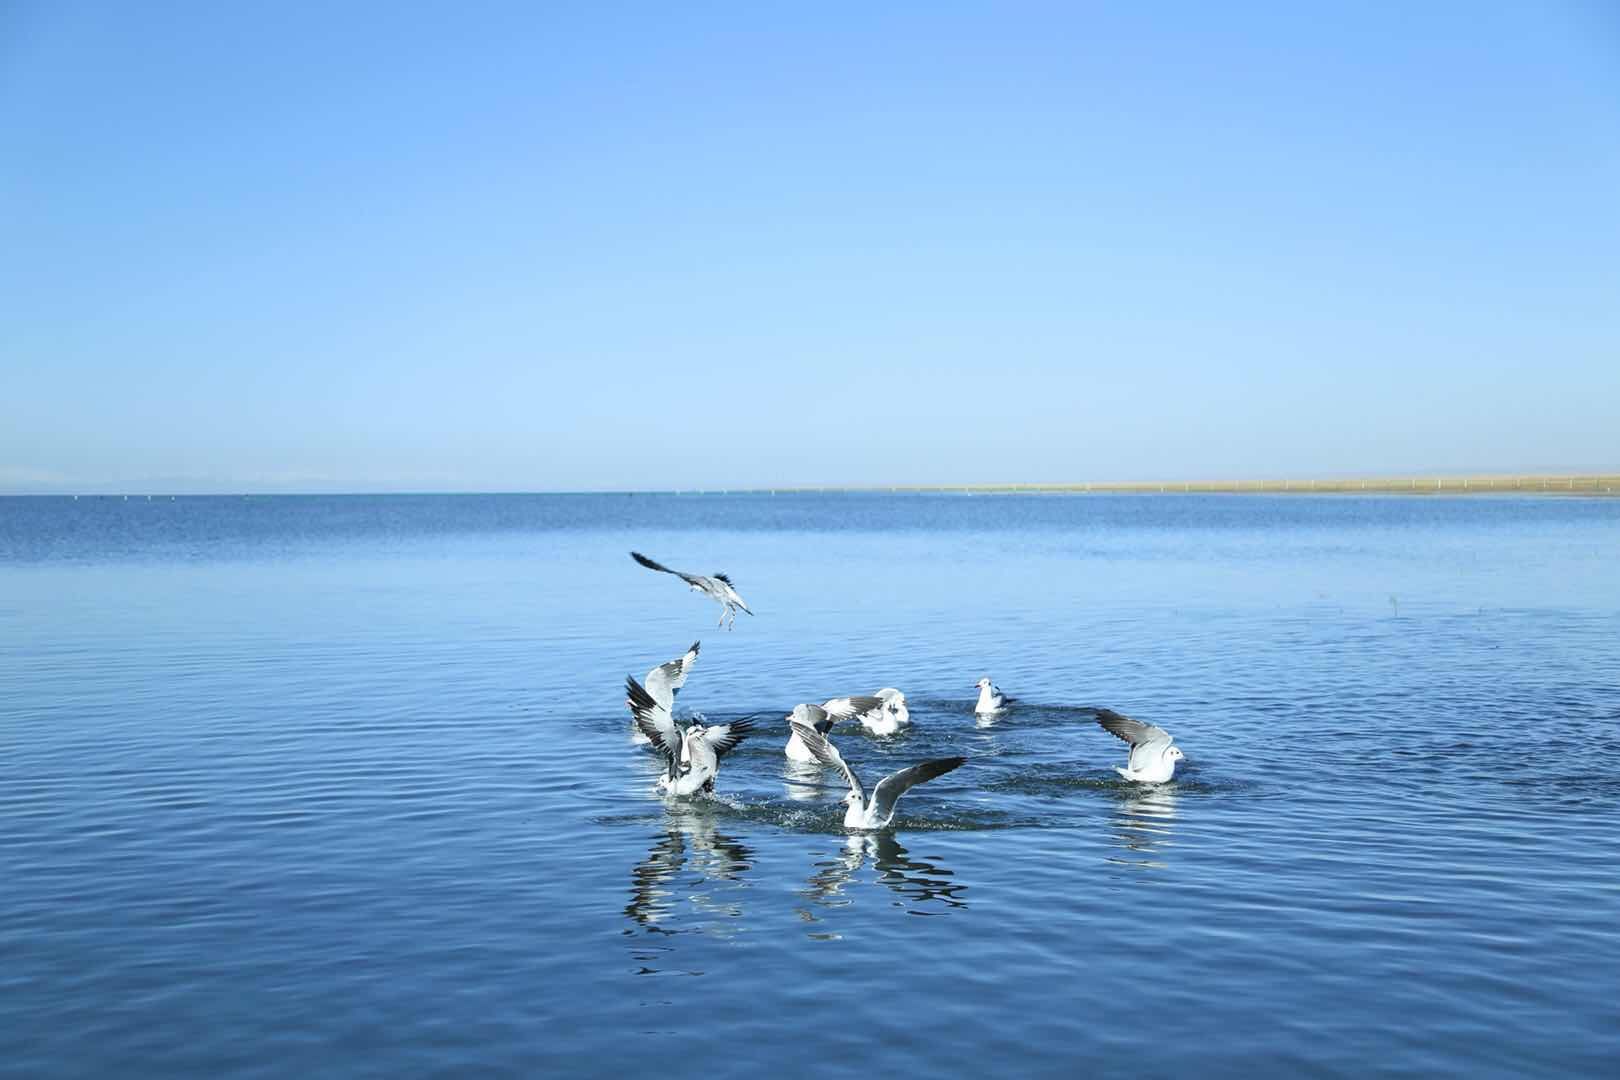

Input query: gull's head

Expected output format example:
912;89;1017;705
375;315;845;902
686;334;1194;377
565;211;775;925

787;704;813;725
842;789;862;807
1168;747;1185;762
975;677;992;690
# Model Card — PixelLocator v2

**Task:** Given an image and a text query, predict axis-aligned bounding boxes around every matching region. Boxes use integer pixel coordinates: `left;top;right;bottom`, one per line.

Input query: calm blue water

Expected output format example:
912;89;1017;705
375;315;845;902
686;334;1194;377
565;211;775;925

4;494;1619;1077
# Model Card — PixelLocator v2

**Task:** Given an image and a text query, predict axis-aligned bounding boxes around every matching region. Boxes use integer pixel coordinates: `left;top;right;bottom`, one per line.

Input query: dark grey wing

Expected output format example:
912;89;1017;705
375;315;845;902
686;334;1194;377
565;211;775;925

789;720;865;804
870;757;966;822
631;551;707;589
627;675;682;778
1094;708;1172;748
700;717;756;761
822;695;885;723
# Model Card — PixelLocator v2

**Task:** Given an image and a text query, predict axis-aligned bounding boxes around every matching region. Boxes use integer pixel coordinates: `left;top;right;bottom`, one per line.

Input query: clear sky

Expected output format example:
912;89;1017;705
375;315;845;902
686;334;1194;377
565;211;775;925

3;1;1617;493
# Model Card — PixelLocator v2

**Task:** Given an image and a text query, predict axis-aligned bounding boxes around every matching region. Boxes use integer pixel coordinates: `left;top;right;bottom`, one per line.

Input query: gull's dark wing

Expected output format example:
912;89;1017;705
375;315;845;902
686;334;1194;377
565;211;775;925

1093;708;1172;749
627;675;682;778
700;717;756;761
869;757;967;823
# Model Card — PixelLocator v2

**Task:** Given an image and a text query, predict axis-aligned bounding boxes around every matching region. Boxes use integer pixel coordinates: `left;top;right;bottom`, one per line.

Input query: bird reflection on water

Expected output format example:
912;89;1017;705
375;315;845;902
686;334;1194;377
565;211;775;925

624;808;755;936
800;832;967;917
1106;785;1178;871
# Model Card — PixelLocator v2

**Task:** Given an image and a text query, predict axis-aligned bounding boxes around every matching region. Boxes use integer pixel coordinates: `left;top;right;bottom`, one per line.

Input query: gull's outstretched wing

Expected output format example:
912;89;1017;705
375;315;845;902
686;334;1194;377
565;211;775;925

631;551;706;589
870;757;967;824
1093;708;1173;748
627;675;682;778
822;695;885;724
699;716;756;762
644;641;701;713
789;720;865;805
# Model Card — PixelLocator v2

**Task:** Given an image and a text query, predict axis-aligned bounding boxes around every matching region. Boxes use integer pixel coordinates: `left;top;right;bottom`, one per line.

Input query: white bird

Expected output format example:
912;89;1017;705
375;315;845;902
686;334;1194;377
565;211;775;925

974;677;1014;714
783;696;885;761
629;641;700;744
789;719;965;830
1094;708;1185;783
866;688;910;733
627;675;755;795
630;551;754;629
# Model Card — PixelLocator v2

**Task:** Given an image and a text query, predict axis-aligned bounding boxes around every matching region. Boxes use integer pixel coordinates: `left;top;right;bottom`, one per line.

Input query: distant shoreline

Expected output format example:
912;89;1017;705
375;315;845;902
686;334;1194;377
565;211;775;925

760;474;1620;497
4;473;1618;498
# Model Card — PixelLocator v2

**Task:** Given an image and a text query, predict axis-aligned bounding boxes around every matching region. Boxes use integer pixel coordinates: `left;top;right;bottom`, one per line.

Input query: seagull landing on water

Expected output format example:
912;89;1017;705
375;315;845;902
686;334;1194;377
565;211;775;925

782;696;886;761
1093;708;1185;783
629;641;700;744
627;675;756;795
974;677;1014;714
630;551;753;629
789;720;966;831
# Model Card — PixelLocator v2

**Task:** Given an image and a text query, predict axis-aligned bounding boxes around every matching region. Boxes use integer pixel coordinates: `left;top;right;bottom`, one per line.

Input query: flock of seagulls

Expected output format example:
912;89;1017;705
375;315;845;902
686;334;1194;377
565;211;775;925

625;551;1186;829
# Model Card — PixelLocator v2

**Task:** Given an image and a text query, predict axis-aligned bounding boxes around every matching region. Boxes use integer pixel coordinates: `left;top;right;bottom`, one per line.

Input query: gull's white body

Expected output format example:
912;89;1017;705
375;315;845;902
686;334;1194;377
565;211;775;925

630;641;700;744
789;720;965;831
974;678;1011;714
782;696;885;760
1094;708;1184;783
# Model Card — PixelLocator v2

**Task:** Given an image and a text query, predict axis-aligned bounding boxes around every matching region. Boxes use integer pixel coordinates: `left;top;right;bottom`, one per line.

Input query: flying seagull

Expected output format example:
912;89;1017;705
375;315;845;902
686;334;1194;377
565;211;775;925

630;551;753;629
630;641;701;744
627;675;755;795
1093;707;1185;783
789;719;965;830
974;677;1014;714
783;696;886;761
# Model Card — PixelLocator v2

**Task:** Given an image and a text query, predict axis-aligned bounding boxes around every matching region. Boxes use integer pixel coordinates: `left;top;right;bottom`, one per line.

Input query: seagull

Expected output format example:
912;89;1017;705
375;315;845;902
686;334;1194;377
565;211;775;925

629;641;700;744
1093;708;1185;783
627;675;755;795
630;551;754;629
789;719;965;830
783;696;886;761
974;677;1014;714
867;688;910;734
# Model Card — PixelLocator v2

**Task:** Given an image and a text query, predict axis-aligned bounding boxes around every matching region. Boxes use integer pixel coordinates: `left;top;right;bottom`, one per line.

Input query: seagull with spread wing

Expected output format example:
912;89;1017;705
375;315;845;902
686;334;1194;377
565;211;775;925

1093;707;1185;783
788;719;966;830
782;696;887;761
627;675;756;795
630;551;753;629
629;641;700;744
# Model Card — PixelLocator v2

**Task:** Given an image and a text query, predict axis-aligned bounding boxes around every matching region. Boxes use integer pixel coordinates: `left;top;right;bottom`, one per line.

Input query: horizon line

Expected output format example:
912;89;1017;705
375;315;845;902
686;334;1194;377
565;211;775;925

4;470;1619;498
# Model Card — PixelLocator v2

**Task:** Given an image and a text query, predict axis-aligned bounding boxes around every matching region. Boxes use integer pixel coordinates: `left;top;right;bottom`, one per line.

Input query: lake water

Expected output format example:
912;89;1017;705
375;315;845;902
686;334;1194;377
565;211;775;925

4;493;1619;1077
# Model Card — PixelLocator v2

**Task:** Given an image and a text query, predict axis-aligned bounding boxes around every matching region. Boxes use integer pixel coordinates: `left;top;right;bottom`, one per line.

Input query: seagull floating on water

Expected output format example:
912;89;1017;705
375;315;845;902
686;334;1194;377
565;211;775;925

629;641;700;744
1093;708;1185;783
630;551;753;629
865;688;910;735
974;677;1014;714
627;675;755;795
789;720;966;830
783;696;886;761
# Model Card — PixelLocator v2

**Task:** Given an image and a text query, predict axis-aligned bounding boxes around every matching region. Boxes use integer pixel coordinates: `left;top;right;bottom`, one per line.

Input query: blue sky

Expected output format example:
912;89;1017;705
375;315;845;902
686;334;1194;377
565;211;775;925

3;2;1617;492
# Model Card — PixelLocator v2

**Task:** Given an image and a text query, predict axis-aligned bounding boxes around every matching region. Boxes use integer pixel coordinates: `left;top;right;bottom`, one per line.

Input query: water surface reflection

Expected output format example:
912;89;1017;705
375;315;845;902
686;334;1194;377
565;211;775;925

1106;786;1178;870
625;808;754;935
800;833;967;920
